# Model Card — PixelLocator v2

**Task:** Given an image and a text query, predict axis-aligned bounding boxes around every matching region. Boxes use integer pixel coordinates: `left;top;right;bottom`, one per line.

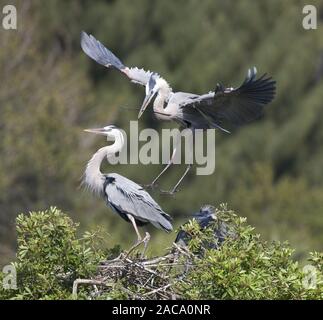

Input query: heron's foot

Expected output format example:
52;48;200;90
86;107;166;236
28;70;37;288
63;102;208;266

126;237;145;258
140;182;159;191
141;232;151;258
159;187;180;196
114;252;126;260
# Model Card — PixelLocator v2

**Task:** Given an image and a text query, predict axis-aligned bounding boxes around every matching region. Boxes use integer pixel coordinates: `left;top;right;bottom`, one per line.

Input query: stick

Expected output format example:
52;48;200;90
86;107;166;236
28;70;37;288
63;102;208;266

72;279;108;297
142;283;172;297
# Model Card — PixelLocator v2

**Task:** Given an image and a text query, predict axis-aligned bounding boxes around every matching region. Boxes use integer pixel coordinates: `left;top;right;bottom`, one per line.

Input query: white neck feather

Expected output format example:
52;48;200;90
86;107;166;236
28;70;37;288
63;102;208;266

153;77;172;120
157;77;172;97
84;132;124;195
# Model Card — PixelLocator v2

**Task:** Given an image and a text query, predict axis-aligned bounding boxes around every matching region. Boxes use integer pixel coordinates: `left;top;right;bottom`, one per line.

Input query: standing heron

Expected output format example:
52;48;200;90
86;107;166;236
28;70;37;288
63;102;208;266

83;125;173;254
81;32;276;194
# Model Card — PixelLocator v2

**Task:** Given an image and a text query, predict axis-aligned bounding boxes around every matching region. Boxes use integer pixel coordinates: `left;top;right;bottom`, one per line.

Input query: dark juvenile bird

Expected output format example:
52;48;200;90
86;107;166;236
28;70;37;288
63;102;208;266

83;125;173;254
81;32;276;194
175;205;229;249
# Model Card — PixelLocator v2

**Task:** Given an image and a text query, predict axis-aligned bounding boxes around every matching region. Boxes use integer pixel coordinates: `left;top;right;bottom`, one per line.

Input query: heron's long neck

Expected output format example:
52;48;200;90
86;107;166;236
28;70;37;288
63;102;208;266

153;81;172;120
84;135;123;195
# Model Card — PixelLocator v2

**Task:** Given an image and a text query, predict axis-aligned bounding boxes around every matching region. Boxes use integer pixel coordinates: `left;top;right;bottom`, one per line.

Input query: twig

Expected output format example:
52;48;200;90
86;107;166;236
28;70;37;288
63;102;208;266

172;242;192;257
72;279;109;297
142;283;172;297
73;242;195;299
142;254;174;265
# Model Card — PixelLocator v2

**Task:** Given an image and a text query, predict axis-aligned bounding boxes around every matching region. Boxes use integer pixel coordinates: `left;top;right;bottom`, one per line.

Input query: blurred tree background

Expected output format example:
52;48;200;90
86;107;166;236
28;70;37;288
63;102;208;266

0;0;323;265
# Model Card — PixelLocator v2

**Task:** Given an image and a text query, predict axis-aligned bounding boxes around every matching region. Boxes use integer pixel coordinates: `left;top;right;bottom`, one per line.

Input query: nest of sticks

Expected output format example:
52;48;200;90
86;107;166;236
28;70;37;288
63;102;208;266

72;243;193;300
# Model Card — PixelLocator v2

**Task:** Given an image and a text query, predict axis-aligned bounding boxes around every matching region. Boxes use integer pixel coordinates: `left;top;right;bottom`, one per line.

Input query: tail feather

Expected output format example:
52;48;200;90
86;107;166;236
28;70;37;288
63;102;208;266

158;212;173;232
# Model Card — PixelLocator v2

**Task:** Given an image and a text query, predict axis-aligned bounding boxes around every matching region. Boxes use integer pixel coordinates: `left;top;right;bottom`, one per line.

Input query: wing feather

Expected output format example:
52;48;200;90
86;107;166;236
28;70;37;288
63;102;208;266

104;173;173;232
81;32;154;87
180;67;276;128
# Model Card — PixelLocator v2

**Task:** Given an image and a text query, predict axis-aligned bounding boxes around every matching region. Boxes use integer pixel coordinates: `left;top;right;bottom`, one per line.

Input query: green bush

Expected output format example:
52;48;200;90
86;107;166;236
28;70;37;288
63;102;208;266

0;205;322;300
0;207;106;299
177;205;323;299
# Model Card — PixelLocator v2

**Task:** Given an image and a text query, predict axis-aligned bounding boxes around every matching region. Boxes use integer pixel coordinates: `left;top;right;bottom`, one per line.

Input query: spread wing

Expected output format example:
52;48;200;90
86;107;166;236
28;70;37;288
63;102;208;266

81;31;155;86
104;173;173;232
180;67;276;128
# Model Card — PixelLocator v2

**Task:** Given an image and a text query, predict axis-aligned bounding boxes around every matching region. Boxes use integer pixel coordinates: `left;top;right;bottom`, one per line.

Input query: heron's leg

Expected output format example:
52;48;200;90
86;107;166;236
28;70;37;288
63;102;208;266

143;132;181;190
127;214;142;242
161;132;194;195
141;232;151;258
125;214;146;257
161;164;192;195
172;163;192;192
151;146;178;185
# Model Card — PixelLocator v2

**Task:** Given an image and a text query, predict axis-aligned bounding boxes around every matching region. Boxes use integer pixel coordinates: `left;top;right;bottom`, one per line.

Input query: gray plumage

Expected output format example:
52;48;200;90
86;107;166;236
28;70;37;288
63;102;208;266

80;32;275;130
175;205;229;249
104;173;172;231
81;31;154;86
81;32;276;193
83;126;173;238
81;31;125;69
175;67;276;130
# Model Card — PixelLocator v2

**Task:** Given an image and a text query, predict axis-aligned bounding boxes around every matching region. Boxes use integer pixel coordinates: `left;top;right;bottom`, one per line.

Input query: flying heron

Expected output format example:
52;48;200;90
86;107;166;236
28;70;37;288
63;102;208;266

83;125;173;255
81;32;276;194
175;205;230;250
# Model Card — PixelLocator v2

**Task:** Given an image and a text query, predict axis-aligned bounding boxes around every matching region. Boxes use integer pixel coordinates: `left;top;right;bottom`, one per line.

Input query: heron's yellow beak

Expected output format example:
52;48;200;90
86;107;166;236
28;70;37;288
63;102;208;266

138;93;154;119
84;128;107;135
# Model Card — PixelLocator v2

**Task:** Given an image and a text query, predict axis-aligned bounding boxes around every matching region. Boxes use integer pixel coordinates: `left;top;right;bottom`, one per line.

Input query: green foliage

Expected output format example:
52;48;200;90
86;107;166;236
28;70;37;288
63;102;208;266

0;207;105;300
1;0;323;265
176;205;323;300
0;206;321;300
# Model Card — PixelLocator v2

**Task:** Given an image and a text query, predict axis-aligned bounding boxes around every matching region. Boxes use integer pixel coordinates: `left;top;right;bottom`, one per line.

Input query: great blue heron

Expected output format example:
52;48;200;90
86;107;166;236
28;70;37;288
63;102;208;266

83;125;173;254
81;32;276;194
175;205;229;250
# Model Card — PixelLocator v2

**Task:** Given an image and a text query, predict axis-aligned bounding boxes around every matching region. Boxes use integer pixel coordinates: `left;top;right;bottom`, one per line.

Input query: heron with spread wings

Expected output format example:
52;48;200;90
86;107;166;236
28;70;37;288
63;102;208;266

83;125;173;255
81;32;276;194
